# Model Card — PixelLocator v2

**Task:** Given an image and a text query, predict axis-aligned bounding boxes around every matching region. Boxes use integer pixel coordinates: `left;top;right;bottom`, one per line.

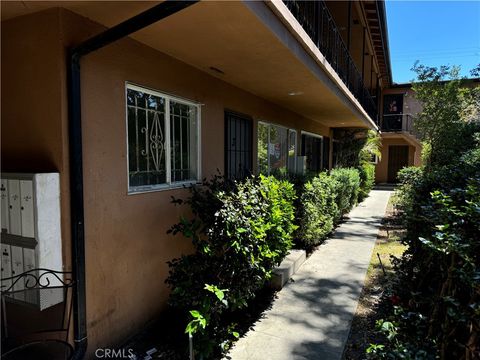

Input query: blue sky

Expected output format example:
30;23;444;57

385;1;480;84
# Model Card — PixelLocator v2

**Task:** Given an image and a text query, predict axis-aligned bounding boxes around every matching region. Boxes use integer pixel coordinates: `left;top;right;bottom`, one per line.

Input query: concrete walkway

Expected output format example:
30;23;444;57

227;189;392;360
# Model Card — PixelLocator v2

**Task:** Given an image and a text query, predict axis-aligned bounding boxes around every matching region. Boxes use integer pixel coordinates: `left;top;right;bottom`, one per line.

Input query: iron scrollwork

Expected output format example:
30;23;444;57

1;268;74;294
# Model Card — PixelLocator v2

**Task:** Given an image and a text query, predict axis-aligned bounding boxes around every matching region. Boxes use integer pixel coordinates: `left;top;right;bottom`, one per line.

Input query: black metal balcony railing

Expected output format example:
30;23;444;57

283;0;378;123
381;114;415;134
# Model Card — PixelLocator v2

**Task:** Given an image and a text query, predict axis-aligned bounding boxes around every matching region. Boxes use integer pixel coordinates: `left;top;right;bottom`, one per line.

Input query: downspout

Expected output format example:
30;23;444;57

67;1;198;358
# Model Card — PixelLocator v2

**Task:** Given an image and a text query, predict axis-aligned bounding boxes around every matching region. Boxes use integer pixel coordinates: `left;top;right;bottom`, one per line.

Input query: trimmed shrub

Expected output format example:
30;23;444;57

330;168;361;219
166;175;296;357
295;172;338;250
358;162;375;202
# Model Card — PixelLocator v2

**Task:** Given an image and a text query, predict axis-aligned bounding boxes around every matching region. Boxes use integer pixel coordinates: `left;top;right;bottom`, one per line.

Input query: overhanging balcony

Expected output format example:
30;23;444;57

283;0;378;123
381;114;413;133
2;1;379;129
380;113;421;147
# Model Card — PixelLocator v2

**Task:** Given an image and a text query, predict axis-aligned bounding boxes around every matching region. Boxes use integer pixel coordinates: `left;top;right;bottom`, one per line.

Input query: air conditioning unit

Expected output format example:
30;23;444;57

1;173;63;310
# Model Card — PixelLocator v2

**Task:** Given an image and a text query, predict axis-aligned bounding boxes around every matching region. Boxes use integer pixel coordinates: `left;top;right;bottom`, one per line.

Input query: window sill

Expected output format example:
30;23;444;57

127;180;200;195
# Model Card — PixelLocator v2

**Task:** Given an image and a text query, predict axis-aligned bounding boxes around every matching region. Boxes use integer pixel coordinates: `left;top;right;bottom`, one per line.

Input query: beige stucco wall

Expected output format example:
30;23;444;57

377;87;423;183
1;8;331;354
381;87;423;119
1;8;73;269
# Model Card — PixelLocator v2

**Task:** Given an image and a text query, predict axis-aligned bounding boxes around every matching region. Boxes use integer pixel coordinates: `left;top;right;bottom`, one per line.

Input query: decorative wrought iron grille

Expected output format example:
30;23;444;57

127;86;199;191
127;88;167;187
170;102;197;182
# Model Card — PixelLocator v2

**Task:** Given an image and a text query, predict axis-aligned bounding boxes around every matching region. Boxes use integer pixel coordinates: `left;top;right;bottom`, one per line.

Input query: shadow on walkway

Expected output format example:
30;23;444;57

228;190;392;360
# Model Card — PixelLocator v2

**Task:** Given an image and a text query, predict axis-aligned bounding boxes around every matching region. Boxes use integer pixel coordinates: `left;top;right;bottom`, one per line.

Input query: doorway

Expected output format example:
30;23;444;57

387;145;409;183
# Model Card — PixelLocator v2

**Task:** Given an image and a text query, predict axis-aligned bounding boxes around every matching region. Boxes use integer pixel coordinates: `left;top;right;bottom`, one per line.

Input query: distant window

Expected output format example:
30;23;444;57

301;132;323;173
126;84;200;193
257;122;296;176
323;136;330;170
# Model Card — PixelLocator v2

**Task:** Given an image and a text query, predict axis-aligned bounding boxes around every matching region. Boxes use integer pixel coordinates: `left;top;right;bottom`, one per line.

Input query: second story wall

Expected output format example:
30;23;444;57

383;87;423;117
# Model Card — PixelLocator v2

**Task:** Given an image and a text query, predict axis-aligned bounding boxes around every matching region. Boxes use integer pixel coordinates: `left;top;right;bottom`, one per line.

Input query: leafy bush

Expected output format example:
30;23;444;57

295;172;338;250
370;178;480;359
166;175;296;358
358;162;375;202
330;168;361;219
333;129;381;168
410;63;480;167
369;144;480;359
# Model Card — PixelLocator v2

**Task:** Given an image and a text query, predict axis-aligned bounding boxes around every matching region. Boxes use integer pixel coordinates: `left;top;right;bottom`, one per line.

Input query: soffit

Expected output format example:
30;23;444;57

361;0;392;87
2;1;372;128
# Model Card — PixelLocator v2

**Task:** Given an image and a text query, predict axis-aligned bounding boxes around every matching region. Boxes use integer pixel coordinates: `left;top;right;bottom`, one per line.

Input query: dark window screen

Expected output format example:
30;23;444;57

225;111;253;180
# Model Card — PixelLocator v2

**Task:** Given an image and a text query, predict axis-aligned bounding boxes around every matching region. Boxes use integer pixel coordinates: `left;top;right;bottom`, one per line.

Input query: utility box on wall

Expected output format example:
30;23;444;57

1;173;63;310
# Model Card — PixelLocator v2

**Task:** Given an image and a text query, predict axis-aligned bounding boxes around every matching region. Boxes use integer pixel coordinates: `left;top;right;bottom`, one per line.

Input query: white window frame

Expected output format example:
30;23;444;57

257;121;297;176
125;83;202;194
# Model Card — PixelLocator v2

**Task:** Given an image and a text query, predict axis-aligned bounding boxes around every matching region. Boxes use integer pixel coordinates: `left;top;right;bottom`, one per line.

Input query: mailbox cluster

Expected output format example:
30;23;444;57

1;173;63;310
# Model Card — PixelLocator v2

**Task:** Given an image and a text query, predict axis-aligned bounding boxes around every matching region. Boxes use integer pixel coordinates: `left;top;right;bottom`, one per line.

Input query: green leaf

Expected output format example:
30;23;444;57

204;284;228;302
190;310;201;318
185;321;196;335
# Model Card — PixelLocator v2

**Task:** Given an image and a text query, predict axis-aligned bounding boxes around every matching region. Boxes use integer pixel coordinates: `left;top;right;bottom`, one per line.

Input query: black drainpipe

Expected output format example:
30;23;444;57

67;1;198;358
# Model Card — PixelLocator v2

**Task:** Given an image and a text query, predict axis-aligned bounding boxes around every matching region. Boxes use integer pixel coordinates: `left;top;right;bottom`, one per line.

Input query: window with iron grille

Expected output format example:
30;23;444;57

301;132;324;173
126;84;200;193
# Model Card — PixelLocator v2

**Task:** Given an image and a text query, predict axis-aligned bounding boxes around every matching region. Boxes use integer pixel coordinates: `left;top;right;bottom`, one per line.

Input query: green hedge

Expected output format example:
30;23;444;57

166;167;368;356
358;162;375;202
295;168;362;249
295;172;338;250
166;175;296;357
330;167;361;220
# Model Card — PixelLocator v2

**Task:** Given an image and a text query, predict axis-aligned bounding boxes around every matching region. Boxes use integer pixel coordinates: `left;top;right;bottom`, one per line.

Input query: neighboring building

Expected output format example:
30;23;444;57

376;85;423;183
1;1;392;356
375;78;480;183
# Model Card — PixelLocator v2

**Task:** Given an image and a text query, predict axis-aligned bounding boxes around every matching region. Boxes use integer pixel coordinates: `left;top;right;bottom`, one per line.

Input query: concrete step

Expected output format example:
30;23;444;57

374;183;396;191
269;249;306;290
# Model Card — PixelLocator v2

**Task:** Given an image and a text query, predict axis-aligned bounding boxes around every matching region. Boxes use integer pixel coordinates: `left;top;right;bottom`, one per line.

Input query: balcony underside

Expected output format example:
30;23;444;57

381;132;422;148
2;1;377;129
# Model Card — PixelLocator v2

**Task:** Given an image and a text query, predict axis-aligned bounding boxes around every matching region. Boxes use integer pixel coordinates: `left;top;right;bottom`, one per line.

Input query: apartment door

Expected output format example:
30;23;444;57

224;111;253;180
388;145;409;183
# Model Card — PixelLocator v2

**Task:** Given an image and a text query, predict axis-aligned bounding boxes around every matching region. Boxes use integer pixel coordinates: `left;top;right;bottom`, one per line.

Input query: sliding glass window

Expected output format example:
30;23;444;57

257;122;296;176
126;84;200;193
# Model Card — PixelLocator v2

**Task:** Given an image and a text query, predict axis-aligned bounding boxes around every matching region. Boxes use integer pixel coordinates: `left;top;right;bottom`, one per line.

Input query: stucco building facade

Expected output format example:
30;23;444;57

1;1;401;357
